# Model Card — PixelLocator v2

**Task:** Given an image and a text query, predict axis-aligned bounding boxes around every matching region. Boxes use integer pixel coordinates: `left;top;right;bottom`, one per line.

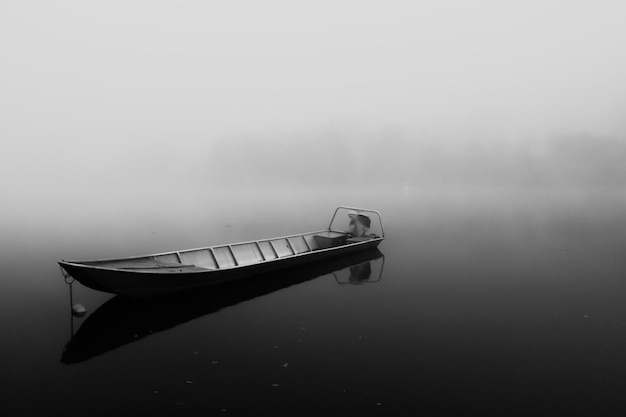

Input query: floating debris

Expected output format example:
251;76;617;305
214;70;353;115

211;360;219;364
271;383;280;387
186;380;194;384
282;363;289;368
71;304;86;317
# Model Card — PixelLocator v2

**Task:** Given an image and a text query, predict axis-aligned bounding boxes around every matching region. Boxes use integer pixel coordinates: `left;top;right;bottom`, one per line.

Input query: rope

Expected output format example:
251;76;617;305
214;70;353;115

60;266;74;285
61;266;76;337
68;281;74;337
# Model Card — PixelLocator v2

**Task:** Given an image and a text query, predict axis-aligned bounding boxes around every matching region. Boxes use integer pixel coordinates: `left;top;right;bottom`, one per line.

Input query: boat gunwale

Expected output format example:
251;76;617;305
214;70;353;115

61;229;328;264
59;232;384;274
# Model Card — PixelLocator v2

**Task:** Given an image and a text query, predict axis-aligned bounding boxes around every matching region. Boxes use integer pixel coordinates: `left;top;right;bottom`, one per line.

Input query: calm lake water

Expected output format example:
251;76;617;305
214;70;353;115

4;185;626;416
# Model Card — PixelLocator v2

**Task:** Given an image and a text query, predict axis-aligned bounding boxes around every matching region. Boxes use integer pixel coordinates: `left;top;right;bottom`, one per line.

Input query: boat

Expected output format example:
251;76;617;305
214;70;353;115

58;206;385;297
61;249;384;364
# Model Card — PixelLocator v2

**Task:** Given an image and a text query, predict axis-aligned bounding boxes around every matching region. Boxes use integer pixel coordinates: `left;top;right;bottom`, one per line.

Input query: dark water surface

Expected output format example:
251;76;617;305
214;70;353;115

4;186;626;416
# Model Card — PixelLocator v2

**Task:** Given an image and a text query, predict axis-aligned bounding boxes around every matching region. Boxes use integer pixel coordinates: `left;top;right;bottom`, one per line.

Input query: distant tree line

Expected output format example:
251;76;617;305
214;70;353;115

204;131;626;187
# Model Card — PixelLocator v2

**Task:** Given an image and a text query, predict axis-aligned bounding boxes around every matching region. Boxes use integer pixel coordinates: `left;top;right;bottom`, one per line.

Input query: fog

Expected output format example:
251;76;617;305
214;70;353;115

2;1;625;198
4;5;626;414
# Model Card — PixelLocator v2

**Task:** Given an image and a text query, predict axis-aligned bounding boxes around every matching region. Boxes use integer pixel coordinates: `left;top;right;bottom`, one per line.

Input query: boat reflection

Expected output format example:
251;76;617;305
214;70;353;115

61;249;385;364
334;256;384;284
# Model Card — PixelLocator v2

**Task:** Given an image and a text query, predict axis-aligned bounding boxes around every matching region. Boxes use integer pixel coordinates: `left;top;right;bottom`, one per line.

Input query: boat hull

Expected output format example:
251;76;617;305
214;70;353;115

59;239;382;297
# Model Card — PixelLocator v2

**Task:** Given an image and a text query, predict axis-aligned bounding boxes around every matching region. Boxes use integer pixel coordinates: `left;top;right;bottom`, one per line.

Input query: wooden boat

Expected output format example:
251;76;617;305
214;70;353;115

58;207;384;297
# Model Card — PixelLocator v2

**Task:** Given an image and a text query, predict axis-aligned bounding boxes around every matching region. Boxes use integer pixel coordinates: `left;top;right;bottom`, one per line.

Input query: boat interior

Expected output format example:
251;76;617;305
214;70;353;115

72;207;384;273
81;230;380;272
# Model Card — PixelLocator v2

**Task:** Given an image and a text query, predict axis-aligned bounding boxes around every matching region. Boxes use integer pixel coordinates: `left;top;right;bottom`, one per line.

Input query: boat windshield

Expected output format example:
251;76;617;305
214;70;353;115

327;207;384;238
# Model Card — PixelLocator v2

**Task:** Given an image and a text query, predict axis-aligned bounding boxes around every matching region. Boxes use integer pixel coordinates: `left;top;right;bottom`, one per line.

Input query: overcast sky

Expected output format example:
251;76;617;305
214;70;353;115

1;1;625;191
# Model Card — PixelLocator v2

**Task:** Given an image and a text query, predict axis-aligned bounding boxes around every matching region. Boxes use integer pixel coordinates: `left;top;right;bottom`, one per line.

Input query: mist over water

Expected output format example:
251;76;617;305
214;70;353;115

2;1;626;415
2;1;626;198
